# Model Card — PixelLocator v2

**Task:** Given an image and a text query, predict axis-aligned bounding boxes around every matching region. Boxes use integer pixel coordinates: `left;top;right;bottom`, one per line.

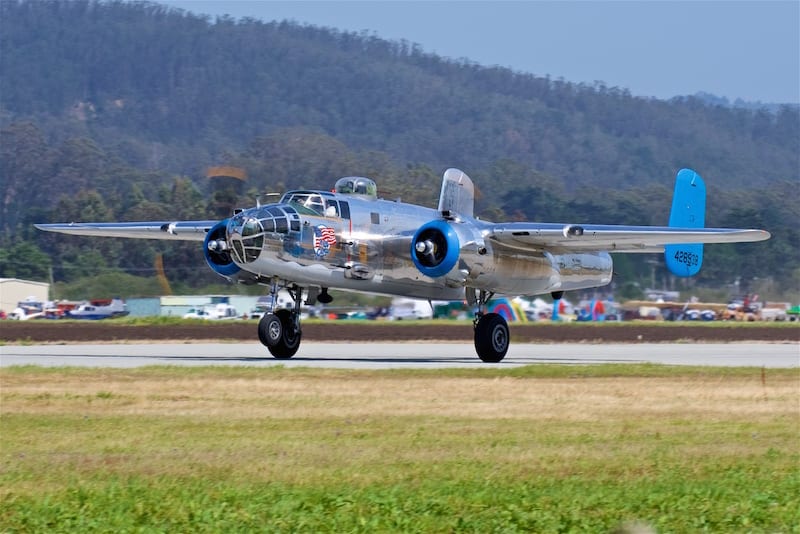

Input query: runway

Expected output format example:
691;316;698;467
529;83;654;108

1;342;797;368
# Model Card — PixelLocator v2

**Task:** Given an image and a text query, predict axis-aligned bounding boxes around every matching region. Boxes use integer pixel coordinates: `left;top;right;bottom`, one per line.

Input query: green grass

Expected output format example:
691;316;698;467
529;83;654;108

2;365;798;532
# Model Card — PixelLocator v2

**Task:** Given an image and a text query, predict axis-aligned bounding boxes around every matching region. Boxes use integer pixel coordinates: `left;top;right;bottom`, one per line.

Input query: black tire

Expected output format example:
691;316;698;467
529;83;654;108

268;309;302;359
258;313;283;348
474;312;509;363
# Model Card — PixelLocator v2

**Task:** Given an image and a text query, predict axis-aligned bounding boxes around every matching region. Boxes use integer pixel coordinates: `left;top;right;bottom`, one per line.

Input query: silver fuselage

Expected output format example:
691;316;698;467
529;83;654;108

224;189;613;299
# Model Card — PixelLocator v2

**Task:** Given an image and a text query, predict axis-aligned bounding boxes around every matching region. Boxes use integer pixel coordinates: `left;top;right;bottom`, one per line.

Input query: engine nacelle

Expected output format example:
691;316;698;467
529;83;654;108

203;219;241;280
410;219;461;278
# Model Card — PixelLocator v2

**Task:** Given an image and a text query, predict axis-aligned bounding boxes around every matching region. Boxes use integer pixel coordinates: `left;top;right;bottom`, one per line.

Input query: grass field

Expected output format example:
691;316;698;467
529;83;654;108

2;364;798;532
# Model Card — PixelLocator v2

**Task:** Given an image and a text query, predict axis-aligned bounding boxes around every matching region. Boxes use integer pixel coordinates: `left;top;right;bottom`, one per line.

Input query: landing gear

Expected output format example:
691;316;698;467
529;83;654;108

474;313;509;362
258;313;283;347
258;309;302;358
257;281;304;359
467;287;510;363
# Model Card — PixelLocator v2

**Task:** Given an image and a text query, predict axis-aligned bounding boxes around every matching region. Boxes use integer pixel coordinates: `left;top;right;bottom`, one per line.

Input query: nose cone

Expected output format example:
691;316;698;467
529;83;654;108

227;214;264;263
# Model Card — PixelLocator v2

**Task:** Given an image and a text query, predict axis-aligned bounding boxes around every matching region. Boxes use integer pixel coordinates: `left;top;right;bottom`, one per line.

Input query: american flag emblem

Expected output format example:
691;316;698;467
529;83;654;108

313;225;337;257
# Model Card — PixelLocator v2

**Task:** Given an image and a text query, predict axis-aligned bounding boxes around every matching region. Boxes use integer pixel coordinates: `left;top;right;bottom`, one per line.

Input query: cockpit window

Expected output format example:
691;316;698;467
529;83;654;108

283;193;327;216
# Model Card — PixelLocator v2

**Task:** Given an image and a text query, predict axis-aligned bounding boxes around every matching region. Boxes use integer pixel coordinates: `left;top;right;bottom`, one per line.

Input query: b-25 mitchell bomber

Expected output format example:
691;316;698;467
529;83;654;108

37;168;769;362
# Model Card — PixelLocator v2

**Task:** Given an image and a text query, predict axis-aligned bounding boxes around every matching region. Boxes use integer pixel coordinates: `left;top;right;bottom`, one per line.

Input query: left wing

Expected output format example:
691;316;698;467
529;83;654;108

487;222;770;253
34;221;218;241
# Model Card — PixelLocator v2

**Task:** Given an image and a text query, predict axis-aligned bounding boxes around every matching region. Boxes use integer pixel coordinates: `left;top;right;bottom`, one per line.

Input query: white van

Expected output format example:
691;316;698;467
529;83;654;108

389;298;433;320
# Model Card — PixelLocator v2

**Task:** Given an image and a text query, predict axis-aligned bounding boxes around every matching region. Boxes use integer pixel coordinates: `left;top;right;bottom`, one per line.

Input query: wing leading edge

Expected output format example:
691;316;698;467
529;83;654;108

487;223;770;254
34;221;217;242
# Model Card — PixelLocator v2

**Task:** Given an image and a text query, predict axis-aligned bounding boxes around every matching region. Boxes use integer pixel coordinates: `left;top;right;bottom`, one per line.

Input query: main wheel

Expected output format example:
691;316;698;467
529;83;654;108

474;312;509;363
258;313;283;347
268;309;302;359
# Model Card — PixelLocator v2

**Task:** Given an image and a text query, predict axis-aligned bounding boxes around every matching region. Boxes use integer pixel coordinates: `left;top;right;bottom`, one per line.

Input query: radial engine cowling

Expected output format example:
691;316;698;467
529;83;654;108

411;219;461;278
203;219;242;280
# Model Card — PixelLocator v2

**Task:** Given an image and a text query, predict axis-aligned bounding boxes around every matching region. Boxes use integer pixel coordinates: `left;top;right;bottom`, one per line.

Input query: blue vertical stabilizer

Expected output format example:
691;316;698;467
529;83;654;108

665;168;705;277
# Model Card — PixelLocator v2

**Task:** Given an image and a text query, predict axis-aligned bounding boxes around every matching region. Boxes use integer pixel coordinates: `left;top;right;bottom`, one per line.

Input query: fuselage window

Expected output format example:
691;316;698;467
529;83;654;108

275;217;288;233
325;200;340;217
339;201;351;220
242;219;260;237
370;212;380;225
289;212;301;231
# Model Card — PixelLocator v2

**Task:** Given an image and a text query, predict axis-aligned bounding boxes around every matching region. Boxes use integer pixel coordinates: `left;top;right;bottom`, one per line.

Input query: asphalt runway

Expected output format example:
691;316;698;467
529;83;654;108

1;342;797;368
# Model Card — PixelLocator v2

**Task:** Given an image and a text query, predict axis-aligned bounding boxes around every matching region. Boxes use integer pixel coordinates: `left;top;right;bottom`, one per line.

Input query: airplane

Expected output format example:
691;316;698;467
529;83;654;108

36;168;770;362
65;298;130;320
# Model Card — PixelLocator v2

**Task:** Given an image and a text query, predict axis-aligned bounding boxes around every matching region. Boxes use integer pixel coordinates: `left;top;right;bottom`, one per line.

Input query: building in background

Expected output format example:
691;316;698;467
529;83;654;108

0;278;49;315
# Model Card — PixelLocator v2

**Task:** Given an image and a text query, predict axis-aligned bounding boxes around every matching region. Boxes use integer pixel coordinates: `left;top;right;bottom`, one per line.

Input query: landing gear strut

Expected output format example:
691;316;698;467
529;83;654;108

257;281;303;359
467;287;509;363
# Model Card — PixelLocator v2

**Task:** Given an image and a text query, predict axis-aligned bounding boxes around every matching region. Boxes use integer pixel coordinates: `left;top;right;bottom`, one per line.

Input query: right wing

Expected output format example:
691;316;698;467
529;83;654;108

487;222;770;254
34;221;219;242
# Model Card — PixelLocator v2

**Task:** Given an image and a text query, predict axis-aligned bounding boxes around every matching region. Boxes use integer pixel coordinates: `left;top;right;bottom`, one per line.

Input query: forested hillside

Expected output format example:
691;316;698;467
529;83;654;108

1;0;797;297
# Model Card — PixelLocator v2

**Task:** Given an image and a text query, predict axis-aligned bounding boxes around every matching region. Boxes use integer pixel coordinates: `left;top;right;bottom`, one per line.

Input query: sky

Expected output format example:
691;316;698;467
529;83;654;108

160;1;800;104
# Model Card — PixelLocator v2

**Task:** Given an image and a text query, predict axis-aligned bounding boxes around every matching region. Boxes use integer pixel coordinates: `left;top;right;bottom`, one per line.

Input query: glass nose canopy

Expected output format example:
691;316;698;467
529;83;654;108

226;205;299;264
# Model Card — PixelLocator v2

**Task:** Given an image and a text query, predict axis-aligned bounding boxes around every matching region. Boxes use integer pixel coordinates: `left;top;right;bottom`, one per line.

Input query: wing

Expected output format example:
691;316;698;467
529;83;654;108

34;221;218;242
487;222;770;253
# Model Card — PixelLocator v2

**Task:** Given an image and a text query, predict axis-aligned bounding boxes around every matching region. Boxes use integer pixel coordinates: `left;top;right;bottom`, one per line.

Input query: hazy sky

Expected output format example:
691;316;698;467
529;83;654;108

161;1;800;104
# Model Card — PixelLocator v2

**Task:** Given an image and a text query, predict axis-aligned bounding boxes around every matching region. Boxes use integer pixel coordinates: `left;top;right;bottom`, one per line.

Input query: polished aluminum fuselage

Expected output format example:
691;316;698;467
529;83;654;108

227;190;613;299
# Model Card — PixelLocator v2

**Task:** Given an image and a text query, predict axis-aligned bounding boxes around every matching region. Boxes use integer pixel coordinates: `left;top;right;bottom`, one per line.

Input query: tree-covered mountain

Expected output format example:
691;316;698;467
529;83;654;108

0;0;797;297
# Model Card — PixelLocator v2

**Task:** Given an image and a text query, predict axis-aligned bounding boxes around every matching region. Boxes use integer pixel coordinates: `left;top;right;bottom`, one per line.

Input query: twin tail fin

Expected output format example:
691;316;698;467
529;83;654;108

665;168;706;277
